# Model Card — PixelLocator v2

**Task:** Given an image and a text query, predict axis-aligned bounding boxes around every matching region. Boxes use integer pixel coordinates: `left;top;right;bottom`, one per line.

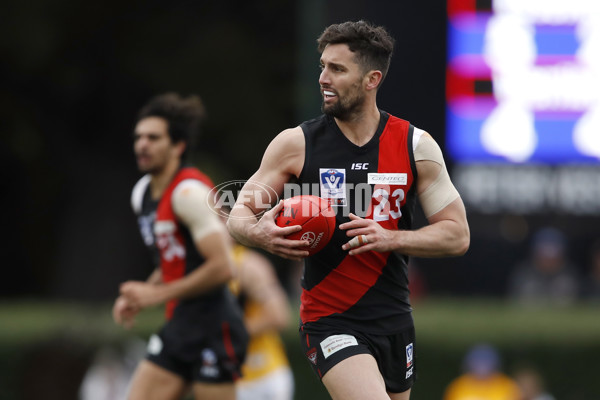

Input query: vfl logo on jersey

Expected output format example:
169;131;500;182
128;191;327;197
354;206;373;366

406;343;414;368
320;168;346;206
138;212;156;246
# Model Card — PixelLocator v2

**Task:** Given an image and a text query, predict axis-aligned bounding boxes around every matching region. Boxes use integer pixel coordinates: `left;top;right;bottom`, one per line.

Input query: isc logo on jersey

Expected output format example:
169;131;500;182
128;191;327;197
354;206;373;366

319;168;346;206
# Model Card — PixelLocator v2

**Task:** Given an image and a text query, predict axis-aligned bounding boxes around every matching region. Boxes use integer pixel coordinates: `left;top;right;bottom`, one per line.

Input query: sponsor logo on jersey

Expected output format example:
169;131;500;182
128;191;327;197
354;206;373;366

367;173;408;185
351;162;369;170
306;347;318;365
406;366;414;379
320;168;347;206
406;343;414;368
320;334;358;359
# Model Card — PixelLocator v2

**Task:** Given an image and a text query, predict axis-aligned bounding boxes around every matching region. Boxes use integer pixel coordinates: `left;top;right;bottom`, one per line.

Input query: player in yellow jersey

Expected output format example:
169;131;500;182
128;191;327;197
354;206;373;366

228;243;294;400
443;344;521;400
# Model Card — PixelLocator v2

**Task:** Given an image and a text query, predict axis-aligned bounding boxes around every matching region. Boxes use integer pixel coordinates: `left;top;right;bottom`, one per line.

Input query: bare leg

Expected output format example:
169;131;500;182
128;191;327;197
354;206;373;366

322;354;390;400
191;381;236;400
389;388;411;400
127;360;187;400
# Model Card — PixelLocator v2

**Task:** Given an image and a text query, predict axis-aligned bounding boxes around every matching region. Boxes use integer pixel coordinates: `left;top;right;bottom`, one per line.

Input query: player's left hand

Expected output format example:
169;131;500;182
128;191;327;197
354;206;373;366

120;281;165;309
112;295;140;329
340;213;397;255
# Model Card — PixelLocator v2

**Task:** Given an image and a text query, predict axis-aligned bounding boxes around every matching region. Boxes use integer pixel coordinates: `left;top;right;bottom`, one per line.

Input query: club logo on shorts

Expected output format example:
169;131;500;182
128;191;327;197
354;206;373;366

406;343;414;368
320;168;347;206
307;347;318;365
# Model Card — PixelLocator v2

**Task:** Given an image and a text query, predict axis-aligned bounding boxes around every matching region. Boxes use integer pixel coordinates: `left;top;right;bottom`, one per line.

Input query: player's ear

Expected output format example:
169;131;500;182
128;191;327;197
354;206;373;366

174;141;186;157
365;70;383;91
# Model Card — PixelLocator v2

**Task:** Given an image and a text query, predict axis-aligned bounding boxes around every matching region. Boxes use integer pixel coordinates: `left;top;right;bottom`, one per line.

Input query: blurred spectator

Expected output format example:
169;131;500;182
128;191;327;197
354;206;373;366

582;238;600;301
443;343;522;400
79;339;146;400
507;227;581;306
512;366;555;400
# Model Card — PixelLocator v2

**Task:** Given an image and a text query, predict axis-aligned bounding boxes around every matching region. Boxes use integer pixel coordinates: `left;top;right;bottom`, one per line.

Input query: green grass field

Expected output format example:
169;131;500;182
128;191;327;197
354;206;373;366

1;298;599;399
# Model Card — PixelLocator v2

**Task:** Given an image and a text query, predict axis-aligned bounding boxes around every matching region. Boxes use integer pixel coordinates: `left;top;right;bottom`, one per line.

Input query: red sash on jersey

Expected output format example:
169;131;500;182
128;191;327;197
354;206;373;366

300;117;414;324
155;167;214;319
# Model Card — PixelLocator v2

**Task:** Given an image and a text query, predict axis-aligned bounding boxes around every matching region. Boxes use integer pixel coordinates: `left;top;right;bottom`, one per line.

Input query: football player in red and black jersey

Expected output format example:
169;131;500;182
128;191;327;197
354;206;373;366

112;93;248;400
228;21;470;400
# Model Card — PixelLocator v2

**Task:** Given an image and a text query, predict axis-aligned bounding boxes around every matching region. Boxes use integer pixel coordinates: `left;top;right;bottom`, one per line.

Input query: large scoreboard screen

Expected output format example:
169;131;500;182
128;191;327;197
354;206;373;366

446;0;600;164
446;0;600;215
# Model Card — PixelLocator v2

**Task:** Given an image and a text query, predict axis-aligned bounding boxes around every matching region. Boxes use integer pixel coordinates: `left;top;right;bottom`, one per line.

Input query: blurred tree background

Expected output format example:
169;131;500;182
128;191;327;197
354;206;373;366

1;0;457;301
3;0;599;301
2;0;600;399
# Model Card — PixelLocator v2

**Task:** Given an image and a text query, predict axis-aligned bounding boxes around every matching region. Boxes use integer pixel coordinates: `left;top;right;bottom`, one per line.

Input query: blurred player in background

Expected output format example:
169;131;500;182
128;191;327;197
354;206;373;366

228;20;469;400
112;93;248;400
229;240;294;400
443;344;521;400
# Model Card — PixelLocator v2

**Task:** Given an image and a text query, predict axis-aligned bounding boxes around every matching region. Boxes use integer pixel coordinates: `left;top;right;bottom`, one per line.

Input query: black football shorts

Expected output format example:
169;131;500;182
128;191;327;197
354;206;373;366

299;321;417;393
146;315;248;384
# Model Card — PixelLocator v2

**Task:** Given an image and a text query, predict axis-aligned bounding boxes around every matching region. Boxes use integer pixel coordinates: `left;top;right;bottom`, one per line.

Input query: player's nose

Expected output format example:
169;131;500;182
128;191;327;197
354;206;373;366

319;69;330;85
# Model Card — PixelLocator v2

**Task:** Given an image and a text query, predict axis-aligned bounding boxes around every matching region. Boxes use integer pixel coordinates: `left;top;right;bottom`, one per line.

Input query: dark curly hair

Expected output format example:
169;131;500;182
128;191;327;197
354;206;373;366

317;20;395;85
137;92;206;158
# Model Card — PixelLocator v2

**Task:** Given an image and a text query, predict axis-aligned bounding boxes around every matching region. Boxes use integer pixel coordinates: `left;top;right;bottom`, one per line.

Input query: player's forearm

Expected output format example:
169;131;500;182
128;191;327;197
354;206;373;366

399;222;469;257
158;256;233;302
246;296;291;335
393;219;470;258
146;268;163;284
391;196;470;258
227;204;260;247
245;307;290;336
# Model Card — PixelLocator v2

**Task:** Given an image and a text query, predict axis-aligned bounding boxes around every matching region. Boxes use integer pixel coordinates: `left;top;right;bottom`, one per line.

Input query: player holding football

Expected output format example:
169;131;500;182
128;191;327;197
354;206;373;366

227;21;469;400
112;93;248;400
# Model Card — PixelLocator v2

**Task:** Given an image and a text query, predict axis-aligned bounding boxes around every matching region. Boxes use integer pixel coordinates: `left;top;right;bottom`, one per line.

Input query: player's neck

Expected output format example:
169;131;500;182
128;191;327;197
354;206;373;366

149;157;181;199
335;103;380;147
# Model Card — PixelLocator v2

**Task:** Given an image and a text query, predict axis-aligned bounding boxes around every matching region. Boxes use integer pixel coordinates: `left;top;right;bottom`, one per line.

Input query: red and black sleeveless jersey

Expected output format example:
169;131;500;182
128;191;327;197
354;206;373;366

296;111;418;334
131;167;227;320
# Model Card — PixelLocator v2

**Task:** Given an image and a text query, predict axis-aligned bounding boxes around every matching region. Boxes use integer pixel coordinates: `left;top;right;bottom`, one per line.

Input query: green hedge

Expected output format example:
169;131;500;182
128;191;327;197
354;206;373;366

0;298;598;399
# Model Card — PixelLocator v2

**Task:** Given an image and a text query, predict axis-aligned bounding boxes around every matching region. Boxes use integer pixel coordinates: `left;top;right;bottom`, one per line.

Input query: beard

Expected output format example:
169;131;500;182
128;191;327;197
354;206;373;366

321;85;365;121
136;153;165;174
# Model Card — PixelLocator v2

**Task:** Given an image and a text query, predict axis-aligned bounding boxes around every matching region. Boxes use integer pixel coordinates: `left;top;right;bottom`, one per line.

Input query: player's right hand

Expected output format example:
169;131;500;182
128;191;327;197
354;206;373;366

252;200;310;260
